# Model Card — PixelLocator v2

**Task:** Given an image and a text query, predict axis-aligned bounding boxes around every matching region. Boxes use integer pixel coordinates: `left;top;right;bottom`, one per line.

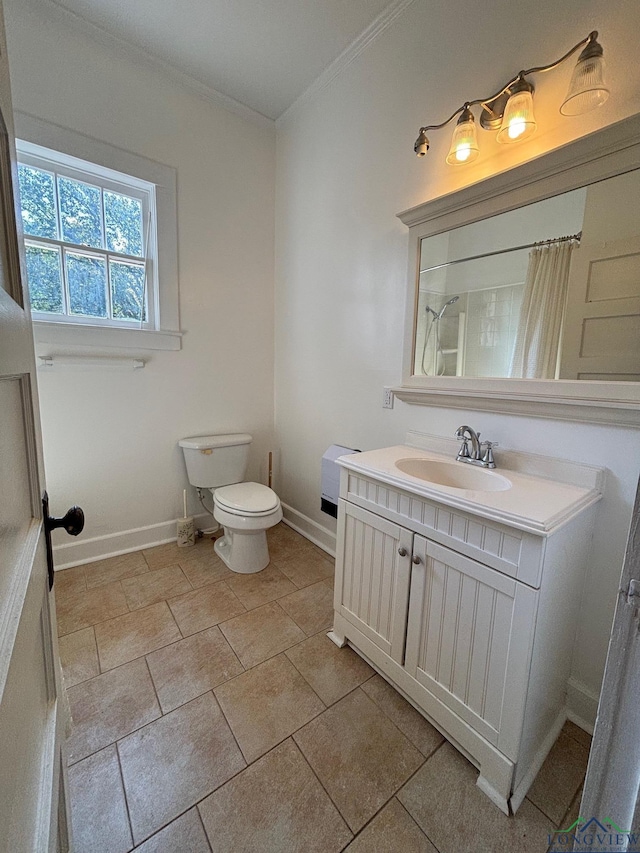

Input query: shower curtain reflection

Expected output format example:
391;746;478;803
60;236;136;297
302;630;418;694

509;239;578;379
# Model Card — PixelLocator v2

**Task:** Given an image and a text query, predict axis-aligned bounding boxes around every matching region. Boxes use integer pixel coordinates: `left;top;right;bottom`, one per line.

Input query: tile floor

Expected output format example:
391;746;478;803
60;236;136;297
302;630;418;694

56;523;591;853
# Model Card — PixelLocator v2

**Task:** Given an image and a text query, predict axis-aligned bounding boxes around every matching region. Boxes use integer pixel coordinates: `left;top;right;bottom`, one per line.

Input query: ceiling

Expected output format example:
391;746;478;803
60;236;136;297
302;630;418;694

44;0;396;120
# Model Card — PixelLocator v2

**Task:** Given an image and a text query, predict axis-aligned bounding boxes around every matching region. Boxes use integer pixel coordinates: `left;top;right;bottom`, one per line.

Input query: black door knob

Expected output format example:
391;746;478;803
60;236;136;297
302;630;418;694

42;492;85;589
45;505;85;537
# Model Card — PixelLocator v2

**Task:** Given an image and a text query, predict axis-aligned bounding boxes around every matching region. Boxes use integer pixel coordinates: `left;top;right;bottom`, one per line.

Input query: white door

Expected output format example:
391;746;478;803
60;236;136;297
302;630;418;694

0;4;72;850
578;476;640;847
335;501;413;664
559;236;640;381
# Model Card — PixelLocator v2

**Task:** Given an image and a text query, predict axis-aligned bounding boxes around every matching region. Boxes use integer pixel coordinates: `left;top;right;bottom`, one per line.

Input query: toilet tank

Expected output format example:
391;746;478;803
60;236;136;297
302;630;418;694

178;433;252;488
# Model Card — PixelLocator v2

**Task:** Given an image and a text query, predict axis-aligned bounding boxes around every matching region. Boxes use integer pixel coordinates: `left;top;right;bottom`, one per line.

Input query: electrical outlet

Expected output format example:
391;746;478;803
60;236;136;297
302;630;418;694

383;387;394;409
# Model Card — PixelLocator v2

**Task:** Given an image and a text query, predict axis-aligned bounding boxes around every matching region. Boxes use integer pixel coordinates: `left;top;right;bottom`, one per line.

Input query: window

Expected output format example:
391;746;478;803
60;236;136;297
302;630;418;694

17;142;156;328
14;115;180;351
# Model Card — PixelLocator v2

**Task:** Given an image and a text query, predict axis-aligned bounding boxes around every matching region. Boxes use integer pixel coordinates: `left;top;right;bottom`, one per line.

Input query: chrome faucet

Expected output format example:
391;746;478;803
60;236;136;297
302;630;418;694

455;425;498;469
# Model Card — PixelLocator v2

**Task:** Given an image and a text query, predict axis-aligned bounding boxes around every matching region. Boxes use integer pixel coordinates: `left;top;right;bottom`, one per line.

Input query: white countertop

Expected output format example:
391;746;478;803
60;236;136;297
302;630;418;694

337;444;603;536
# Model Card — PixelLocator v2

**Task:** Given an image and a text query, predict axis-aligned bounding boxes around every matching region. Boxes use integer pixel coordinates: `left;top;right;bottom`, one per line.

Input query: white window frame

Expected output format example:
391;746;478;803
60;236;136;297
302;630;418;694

19;144;157;329
15;114;181;351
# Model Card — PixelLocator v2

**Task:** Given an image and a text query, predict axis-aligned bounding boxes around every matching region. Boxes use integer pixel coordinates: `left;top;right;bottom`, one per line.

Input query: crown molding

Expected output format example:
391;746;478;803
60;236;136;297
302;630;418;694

26;0;417;129
276;0;418;127
37;0;275;130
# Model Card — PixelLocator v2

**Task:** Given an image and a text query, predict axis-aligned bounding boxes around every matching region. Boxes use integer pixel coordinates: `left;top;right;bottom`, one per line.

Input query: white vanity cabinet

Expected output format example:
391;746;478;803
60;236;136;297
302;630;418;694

330;453;601;815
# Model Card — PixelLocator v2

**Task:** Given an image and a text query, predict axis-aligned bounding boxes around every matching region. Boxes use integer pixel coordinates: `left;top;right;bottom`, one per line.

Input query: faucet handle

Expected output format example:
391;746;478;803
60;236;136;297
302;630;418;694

480;441;498;467
457;437;471;459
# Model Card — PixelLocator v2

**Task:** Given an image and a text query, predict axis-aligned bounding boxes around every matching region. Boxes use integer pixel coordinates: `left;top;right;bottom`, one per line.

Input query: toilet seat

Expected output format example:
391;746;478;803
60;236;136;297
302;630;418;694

214;482;279;516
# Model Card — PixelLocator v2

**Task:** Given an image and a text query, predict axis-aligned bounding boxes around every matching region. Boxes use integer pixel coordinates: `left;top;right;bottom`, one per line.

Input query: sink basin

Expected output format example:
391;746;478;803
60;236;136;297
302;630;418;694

395;458;512;492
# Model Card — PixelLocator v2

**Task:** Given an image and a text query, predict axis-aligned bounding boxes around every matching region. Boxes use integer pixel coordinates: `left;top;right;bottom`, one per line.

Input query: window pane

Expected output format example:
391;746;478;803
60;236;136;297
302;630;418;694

17;165;58;239
25;244;64;313
66;252;107;317
104;191;143;257
58;176;102;248
110;260;146;321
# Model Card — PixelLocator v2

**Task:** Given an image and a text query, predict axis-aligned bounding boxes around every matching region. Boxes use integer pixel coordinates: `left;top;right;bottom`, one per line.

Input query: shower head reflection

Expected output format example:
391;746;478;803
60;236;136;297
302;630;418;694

438;295;460;319
426;295;460;321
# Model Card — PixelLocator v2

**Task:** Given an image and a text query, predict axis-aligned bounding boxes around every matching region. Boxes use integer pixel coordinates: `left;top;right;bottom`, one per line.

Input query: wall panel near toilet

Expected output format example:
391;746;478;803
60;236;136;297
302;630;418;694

4;0;276;562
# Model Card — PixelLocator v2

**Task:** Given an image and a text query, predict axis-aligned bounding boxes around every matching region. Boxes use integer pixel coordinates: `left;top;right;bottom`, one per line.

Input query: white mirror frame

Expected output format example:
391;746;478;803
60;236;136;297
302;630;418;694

395;113;640;427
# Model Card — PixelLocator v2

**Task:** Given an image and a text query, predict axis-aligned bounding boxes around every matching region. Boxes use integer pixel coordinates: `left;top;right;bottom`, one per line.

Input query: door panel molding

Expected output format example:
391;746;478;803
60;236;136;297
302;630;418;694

0;519;43;699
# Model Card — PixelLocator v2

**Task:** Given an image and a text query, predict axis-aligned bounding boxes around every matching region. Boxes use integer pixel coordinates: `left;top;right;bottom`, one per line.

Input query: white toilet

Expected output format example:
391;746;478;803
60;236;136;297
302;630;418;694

178;433;282;574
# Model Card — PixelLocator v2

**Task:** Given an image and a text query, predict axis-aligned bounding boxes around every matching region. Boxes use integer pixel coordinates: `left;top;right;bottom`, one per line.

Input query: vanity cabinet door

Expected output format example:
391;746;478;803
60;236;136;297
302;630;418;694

335;501;413;664
404;539;537;754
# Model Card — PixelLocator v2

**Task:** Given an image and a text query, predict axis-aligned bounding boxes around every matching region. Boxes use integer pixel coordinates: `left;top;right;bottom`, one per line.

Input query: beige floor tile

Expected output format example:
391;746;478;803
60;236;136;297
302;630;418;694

67;657;161;763
68;745;133;853
198;738;352;853
118;692;245;845
294;688;424;833
95;601;182;671
54;565;86;598
178;552;231;589
285;633;374;705
57;580;129;636
146;626;243;713
527;730;590;825
563;720;593;751
219;601;305;668
549;785;583;848
276;549;335;589
143;542;189;570
278;581;334;635
266;523;319;562
224;564;297;610
215;654;325;763
59;626;100;688
362;675;444;757
132;808;210;853
122;564;192;610
85;550;149;588
344;798;437;853
143;538;214;571
399;742;554;853
168;580;245;636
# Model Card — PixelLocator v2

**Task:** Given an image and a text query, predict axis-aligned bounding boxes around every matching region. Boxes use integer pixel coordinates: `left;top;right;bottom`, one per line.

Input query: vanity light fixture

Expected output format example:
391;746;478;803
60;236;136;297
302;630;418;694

414;31;609;164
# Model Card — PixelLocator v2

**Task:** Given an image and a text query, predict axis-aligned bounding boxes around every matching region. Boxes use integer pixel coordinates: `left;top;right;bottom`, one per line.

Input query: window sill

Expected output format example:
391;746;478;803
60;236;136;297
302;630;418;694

33;320;182;351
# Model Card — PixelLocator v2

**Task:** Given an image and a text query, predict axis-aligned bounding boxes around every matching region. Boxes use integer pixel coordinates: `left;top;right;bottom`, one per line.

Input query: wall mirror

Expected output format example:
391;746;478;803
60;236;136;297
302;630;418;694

396;114;640;425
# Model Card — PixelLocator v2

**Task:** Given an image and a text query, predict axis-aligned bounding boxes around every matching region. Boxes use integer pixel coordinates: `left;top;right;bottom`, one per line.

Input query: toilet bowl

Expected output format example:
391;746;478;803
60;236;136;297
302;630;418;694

212;482;282;574
178;433;281;574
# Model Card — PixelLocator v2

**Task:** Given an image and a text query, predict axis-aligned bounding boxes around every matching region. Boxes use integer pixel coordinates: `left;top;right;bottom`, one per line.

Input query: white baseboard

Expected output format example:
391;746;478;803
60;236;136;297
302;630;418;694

281;502;336;558
53;502;335;570
53;512;213;570
566;677;599;732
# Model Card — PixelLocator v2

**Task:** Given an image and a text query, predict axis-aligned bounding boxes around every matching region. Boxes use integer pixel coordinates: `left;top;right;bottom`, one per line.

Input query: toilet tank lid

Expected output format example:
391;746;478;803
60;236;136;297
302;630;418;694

178;433;252;450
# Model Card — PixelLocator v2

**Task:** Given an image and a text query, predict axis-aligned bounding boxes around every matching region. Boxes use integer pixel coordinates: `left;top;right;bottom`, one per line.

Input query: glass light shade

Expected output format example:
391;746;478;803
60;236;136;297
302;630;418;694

446;117;479;165
560;54;609;116
496;90;536;144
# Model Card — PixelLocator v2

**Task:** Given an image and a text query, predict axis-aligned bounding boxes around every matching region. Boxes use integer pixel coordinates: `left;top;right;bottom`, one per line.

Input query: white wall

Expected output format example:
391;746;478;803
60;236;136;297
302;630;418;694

5;0;276;559
275;0;640;720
